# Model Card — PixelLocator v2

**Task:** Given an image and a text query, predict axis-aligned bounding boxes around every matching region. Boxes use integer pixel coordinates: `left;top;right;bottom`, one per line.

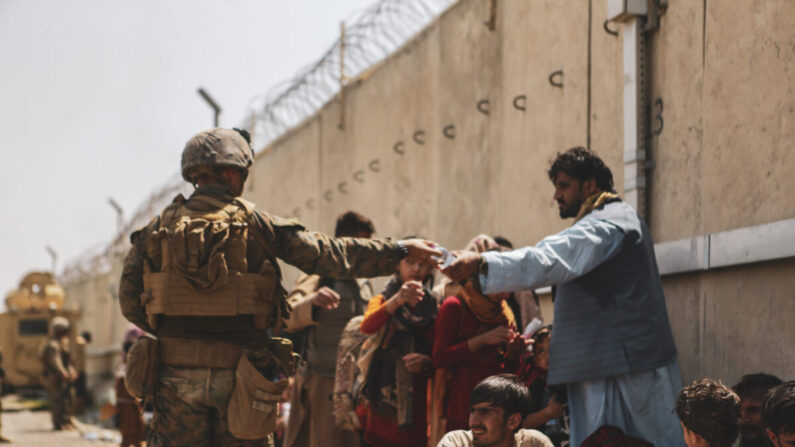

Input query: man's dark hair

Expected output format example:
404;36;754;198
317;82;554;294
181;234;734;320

675;378;740;447
733;373;783;401
334;211;375;237
547;146;614;192
762;381;795;437
471;374;533;425
493;236;513;249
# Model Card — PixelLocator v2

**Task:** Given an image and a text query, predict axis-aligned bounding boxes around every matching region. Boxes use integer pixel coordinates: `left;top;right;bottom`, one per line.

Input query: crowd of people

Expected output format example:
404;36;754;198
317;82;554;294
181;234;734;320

113;128;791;447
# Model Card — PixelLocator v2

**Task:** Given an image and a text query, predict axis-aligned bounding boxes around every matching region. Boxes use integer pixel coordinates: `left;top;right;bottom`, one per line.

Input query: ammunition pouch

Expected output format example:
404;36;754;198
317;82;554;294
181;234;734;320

125;336;159;400
227;353;288;440
141;271;280;331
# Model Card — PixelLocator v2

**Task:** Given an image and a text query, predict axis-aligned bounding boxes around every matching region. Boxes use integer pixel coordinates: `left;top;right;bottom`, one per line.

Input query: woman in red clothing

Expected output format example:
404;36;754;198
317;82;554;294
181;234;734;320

431;235;528;435
360;254;437;447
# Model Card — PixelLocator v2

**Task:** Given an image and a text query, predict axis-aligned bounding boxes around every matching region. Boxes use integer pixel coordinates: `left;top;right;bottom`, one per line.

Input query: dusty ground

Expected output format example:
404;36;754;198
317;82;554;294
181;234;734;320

2;403;121;446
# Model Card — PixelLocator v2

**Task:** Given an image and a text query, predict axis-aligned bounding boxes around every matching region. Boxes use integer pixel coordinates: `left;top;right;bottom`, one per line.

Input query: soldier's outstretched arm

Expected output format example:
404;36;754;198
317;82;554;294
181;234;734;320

119;225;155;333
257;213;439;278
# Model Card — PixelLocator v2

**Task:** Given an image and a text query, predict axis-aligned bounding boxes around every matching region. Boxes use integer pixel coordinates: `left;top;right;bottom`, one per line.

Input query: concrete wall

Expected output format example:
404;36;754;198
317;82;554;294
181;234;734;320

246;0;794;386
62;254;127;386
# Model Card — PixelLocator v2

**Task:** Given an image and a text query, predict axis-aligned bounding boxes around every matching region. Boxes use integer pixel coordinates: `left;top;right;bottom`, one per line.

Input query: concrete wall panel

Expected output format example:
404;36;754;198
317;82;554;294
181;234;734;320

665;259;795;386
699;0;795;233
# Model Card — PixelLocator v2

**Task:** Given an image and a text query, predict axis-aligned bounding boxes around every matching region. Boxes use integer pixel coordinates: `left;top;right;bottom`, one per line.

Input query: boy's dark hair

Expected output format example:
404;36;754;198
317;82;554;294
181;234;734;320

547;147;614;192
334;211;375;237
470;374;533;425
493;236;513;249
81;331;92;343
675;378;740;447
733;373;782;401
762;381;795;437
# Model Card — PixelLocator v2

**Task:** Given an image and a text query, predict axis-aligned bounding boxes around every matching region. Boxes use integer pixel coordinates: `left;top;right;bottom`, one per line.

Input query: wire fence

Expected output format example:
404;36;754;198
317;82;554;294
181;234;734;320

245;0;456;148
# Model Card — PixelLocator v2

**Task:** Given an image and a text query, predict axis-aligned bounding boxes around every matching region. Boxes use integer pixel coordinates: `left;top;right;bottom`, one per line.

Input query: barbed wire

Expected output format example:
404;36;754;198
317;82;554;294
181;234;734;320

60;0;456;283
245;0;456;148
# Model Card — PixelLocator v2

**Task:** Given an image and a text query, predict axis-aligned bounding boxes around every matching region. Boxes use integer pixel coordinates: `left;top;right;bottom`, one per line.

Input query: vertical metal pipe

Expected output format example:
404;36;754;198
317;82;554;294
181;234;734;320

621;17;647;219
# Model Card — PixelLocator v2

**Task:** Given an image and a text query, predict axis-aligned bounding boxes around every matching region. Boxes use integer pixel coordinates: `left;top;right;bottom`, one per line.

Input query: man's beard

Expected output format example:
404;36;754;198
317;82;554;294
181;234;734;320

558;200;581;219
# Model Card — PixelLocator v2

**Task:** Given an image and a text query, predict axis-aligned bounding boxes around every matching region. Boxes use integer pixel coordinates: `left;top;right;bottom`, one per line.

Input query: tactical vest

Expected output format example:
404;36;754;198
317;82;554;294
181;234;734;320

141;194;284;332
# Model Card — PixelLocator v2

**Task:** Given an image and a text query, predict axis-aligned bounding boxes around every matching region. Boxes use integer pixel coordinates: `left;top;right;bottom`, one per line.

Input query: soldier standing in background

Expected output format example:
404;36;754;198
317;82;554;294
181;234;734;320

40;316;77;431
119;127;439;447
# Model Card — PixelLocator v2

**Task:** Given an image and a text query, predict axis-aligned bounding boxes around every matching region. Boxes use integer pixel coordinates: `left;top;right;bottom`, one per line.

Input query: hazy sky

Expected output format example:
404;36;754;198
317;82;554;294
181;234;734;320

0;0;377;300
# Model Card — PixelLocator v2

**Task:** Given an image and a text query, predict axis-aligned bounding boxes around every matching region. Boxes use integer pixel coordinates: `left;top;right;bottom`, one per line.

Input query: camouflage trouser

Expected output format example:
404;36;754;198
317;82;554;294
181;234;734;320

47;383;72;429
148;366;274;447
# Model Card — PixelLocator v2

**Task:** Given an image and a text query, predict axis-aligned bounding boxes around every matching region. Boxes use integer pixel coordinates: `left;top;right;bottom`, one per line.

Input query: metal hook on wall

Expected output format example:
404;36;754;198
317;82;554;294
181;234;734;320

477;99;490;115
412;130;426;145
324;190;333;202
369;159;380;172
443;124;455;139
292;207;302;218
393;141;405;155
338;182;348;194
306;199;315;210
548;70;564;88
353;170;365;182
603;20;618;36
513;95;527;111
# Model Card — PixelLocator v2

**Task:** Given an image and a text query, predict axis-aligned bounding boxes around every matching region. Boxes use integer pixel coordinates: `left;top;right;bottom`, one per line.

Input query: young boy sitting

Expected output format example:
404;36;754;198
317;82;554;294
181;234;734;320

762;381;795;447
675;378;741;447
438;374;553;447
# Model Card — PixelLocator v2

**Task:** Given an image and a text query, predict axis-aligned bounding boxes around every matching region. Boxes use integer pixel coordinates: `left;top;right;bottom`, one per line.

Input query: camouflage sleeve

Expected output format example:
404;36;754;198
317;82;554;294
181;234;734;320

252;212;404;278
118;220;157;334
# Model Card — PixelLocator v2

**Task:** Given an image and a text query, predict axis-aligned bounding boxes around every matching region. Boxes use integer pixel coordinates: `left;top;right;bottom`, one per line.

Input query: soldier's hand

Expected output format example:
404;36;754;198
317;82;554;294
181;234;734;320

312;286;340;310
441;250;482;282
401;239;442;263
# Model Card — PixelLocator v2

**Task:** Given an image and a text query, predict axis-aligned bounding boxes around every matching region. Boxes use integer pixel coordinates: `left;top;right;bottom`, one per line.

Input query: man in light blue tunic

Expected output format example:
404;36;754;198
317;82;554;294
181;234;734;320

442;147;684;446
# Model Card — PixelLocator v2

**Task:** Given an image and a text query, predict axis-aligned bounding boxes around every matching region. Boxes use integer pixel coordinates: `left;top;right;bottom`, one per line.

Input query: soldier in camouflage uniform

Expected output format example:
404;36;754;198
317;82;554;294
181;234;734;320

119;127;439;447
41;317;77;431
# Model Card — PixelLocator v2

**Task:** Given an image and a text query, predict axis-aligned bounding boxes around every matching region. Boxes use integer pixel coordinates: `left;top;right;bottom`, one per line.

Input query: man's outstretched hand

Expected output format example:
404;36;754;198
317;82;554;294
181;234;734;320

440;250;482;282
401;239;442;262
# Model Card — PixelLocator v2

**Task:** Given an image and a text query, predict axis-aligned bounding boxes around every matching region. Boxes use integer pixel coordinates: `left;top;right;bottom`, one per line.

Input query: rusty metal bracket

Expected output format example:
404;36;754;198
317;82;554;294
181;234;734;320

393;141;405;155
548;70;564;88
443;124;455;139
369;159;380;172
484;0;497;31
644;0;668;33
306;199;315;210
477;99;490;115
513;95;526;111
353;170;365;182
324;190;333;202
603;20;618;36
338;182;348;194
412;130;426;145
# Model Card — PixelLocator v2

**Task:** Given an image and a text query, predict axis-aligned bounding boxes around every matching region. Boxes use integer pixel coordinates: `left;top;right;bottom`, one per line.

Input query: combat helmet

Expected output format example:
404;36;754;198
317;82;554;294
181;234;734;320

49;316;70;335
181;128;254;183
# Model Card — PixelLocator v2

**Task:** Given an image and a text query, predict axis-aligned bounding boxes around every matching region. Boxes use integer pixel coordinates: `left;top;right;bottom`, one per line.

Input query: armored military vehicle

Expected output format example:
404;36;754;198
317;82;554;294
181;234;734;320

0;271;82;390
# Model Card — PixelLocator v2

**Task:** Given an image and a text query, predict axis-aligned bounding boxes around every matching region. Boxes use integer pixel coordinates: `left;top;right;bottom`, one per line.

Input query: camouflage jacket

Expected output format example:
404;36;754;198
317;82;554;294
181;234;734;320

41;337;71;381
119;185;403;344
